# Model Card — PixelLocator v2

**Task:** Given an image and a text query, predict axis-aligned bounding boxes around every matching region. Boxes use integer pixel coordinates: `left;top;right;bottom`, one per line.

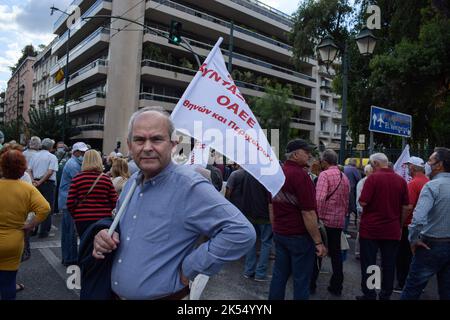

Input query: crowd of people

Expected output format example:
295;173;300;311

0;107;449;301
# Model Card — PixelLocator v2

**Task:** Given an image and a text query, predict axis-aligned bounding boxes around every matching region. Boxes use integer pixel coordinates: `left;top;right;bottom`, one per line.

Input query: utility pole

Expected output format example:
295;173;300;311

228;20;234;73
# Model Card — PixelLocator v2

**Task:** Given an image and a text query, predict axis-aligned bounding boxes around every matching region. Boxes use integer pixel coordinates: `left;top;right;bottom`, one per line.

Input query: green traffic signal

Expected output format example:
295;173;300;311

169;20;182;45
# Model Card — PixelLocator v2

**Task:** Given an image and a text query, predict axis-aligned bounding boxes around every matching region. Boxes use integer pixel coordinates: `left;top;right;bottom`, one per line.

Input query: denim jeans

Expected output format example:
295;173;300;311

0;270;17;300
269;233;315;300
359;238;399;300
244;223;273;279
61;209;78;264
401;240;450;300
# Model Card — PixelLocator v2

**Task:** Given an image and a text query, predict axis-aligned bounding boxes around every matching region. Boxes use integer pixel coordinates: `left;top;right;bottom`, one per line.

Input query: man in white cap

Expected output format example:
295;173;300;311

59;142;89;265
395;156;429;293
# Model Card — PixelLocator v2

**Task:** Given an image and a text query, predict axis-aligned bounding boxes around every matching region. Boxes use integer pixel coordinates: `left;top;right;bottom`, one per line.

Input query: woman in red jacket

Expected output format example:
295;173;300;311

67;150;118;237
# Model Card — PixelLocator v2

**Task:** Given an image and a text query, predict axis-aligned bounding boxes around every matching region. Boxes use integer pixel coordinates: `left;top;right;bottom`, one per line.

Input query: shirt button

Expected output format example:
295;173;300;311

133;215;137;219
118;259;122;263
140;193;143;197
114;281;118;286
126;237;130;241
152;181;155;185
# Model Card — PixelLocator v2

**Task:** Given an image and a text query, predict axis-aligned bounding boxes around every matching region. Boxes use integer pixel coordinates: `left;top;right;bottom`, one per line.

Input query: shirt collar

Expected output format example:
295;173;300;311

135;161;177;185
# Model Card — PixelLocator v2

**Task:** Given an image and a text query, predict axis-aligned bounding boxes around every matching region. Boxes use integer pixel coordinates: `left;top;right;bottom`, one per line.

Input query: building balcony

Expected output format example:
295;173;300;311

141;59;196;87
51;27;110;76
332;111;342;119
55;90;106;115
333;132;341;138
226;0;293;27
70;123;104;139
52;0;112;56
140;59;316;109
138;92;180;111
146;0;292;61
320;109;332;117
48;58;108;97
320;130;331;137
143;27;315;85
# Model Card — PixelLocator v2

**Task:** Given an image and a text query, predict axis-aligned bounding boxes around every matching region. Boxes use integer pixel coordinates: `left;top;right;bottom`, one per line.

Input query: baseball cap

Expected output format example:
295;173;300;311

405;156;425;167
72;142;89;152
286;139;315;153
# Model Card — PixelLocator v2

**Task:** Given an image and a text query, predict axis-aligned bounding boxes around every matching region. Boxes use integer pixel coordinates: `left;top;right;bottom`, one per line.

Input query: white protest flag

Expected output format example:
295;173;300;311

394;144;412;182
170;37;285;196
185;141;210;167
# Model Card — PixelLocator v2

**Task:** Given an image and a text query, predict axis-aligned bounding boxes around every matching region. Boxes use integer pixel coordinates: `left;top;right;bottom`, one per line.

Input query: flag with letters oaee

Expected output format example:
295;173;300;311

170;37;285;196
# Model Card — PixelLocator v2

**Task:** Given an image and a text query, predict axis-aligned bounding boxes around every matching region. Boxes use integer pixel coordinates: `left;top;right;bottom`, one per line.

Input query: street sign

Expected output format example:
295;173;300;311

369;105;412;137
356;143;365;151
359;134;365;144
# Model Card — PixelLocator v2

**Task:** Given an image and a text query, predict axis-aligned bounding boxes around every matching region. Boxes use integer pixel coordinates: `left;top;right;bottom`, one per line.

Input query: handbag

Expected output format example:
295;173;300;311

73;173;104;209
340;231;350;250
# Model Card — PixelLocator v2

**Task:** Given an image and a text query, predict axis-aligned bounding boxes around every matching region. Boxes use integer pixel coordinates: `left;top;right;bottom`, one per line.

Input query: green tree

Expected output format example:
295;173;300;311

0;119;21;143
27;107;65;140
9;44;38;73
251;84;296;159
291;0;449;148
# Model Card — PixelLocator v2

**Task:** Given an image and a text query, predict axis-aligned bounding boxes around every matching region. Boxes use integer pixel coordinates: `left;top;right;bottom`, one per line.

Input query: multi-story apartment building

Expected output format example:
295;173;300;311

4;56;36;124
32;39;58;110
49;0;343;152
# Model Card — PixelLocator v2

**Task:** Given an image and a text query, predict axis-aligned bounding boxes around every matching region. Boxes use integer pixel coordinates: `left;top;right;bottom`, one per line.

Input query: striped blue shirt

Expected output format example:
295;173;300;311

111;161;256;299
409;172;450;243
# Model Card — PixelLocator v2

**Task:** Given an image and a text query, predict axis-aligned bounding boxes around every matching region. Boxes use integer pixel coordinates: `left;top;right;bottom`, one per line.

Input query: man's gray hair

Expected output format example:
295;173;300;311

321;149;338;165
29;136;42;150
364;164;373;175
127;106;176;142
369;152;389;165
41;138;55;151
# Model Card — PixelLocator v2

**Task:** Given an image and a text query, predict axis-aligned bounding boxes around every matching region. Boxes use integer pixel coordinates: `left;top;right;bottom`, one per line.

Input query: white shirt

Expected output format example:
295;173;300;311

356;176;368;213
23;149;39;166
28;150;59;182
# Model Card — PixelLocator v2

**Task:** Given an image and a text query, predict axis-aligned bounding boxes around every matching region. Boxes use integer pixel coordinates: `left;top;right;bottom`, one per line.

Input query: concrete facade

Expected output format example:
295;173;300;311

48;0;343;152
4;57;36;124
32;39;58;110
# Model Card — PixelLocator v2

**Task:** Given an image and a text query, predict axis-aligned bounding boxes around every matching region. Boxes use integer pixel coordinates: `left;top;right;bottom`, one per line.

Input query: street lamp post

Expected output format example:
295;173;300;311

317;27;377;164
51;6;72;143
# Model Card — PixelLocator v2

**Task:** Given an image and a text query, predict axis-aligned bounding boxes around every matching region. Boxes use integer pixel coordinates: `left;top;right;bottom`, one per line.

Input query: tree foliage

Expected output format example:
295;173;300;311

291;0;450;148
250;84;296;158
9;45;38;74
27;107;65;140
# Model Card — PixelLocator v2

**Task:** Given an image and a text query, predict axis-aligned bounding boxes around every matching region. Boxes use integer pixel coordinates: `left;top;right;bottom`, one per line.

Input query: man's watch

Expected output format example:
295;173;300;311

315;242;323;246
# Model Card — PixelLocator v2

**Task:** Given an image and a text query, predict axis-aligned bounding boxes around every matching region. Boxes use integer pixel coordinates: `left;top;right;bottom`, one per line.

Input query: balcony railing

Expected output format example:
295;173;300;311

228;0;293;27
144;27;314;82
52;27;110;74
141;59;196;76
333;132;341;138
141;59;315;104
139;92;180;104
53;0;111;50
53;0;84;30
291;117;314;126
235;80;315;104
149;0;292;51
69;58;108;81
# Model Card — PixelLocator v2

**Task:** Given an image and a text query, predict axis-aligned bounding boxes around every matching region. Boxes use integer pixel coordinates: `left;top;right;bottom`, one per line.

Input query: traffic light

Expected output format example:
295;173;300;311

169;20;182;45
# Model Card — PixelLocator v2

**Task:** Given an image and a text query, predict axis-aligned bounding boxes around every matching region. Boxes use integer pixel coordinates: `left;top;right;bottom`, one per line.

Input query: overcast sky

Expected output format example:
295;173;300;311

0;0;301;91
